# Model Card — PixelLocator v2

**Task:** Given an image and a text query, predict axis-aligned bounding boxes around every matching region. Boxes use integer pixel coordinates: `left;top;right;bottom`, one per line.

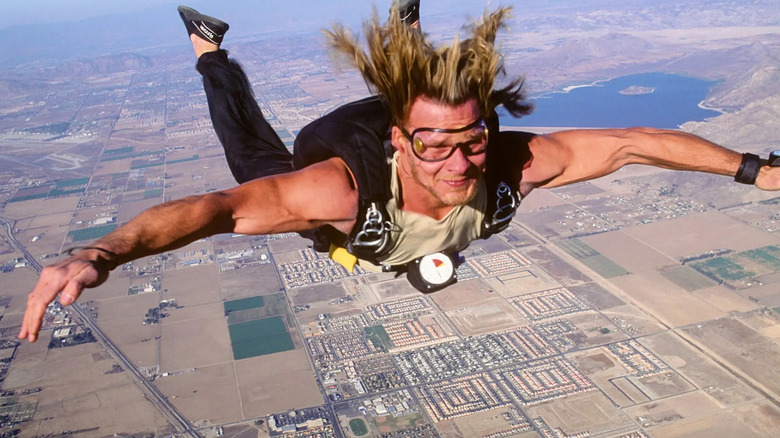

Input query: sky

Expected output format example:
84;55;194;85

0;0;176;28
0;0;485;30
0;0;497;67
1;0;182;28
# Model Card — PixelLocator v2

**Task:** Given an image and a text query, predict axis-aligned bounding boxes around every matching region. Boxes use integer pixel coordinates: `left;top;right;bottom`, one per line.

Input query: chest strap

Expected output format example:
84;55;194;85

346;200;395;263
481;180;520;238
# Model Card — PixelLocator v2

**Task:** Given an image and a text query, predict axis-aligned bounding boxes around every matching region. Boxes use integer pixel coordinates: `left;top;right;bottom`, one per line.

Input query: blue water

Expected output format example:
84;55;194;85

500;72;721;129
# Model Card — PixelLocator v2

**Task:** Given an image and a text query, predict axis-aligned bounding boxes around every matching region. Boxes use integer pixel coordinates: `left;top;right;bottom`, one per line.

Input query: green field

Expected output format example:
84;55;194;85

556;239;628;278
131;162;164;170
49;188;85;197
659;266;717;291
68;224;118;242
556;239;599;258
225;295;293;359
258;294;288;316
579;255;629;278
692;258;755;282
24;122;69;135
228;308;266;324
0;396;36;422
11;182;86;202
276;129;293;139
9;192;48;203
101;150;158;162
225;294;288;324
168;155;199;165
228;316;294;360
55;177;89;188
224;296;265;313
144;189;163;199
364;325;393;352
103;146;134;156
744;245;780;270
349;418;369;436
688;245;780;287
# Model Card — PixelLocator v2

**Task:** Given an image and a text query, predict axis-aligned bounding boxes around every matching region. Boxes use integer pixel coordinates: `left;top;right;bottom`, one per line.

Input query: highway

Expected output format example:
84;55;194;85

268;246;345;438
0;216;201;437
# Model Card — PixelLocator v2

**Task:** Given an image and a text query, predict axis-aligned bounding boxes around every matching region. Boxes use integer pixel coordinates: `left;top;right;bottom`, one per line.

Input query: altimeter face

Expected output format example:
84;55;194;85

417;253;455;285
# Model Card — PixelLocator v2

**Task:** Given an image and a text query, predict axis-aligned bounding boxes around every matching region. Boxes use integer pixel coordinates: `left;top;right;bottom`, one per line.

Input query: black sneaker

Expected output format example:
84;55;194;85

178;5;229;46
392;0;421;25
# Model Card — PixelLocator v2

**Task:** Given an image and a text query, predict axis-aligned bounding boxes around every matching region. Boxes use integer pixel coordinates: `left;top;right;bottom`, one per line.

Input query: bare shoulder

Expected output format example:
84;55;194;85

489;130;562;195
535;128;645;145
519;129;620;194
521;128;658;193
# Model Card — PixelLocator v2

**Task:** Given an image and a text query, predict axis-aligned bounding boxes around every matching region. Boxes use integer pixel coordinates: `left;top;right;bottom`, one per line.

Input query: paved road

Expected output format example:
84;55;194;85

0;216;201;437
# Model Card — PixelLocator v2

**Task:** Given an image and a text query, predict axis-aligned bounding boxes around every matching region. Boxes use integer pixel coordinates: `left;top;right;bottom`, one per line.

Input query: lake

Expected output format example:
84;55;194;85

500;72;721;129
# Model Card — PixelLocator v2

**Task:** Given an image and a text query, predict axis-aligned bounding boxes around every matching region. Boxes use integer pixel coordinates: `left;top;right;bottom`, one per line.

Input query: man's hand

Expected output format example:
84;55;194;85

756;165;780;191
756;152;780;190
16;159;358;343
19;254;110;343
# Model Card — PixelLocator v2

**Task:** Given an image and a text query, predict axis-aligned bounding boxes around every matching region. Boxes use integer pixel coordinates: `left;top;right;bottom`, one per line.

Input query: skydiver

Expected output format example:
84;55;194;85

19;3;780;343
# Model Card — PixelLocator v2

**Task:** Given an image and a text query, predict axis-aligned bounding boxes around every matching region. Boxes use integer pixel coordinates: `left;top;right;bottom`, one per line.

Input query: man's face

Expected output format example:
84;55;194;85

392;97;487;209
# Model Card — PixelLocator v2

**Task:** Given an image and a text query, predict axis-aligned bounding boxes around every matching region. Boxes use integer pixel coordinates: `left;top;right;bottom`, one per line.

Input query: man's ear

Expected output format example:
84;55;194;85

391;126;406;153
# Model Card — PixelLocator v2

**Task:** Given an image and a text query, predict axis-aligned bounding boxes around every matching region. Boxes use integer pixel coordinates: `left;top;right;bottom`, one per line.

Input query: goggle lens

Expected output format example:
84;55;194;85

403;119;489;162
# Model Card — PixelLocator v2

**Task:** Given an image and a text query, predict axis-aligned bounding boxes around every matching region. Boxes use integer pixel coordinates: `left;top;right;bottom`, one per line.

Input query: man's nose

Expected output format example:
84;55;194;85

443;145;473;173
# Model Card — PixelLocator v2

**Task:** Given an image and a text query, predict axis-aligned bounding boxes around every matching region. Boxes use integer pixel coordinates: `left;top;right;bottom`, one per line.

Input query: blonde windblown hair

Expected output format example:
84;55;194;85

324;5;532;125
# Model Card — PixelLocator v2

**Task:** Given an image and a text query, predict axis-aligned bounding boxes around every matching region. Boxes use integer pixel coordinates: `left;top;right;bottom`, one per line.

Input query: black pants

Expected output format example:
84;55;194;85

197;50;294;184
196;50;334;249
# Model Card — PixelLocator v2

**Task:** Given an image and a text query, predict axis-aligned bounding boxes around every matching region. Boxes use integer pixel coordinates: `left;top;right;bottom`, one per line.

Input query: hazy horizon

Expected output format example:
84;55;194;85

0;0;487;30
7;0;771;70
0;0;494;68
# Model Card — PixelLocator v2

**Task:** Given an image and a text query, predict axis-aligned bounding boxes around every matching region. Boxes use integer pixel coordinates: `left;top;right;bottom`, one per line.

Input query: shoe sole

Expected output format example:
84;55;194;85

177;6;228;28
177;5;229;45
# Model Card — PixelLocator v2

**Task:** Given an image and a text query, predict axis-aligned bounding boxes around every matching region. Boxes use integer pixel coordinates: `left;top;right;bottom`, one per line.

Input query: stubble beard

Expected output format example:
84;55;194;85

409;162;480;207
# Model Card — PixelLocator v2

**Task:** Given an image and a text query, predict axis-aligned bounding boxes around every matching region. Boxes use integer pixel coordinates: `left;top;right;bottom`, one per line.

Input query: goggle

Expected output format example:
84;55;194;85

401;118;489;162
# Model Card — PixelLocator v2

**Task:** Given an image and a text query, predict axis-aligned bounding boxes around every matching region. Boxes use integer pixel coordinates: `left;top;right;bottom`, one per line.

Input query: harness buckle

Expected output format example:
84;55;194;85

350;202;392;255
484;181;518;232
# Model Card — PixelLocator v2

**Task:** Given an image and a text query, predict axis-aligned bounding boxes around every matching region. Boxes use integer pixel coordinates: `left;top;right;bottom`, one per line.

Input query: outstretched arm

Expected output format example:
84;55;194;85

518;127;780;195
20;158;357;342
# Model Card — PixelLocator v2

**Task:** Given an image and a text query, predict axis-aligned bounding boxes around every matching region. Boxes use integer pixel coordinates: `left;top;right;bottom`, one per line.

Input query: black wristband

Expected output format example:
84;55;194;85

734;153;761;185
65;246;119;270
65;246;117;257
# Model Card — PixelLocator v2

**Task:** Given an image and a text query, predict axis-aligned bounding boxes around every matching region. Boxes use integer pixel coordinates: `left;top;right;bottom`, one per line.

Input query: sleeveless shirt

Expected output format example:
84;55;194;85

357;153;487;271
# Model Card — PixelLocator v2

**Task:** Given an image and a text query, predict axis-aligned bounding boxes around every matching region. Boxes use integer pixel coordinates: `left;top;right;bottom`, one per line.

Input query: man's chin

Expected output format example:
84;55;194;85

438;181;478;206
